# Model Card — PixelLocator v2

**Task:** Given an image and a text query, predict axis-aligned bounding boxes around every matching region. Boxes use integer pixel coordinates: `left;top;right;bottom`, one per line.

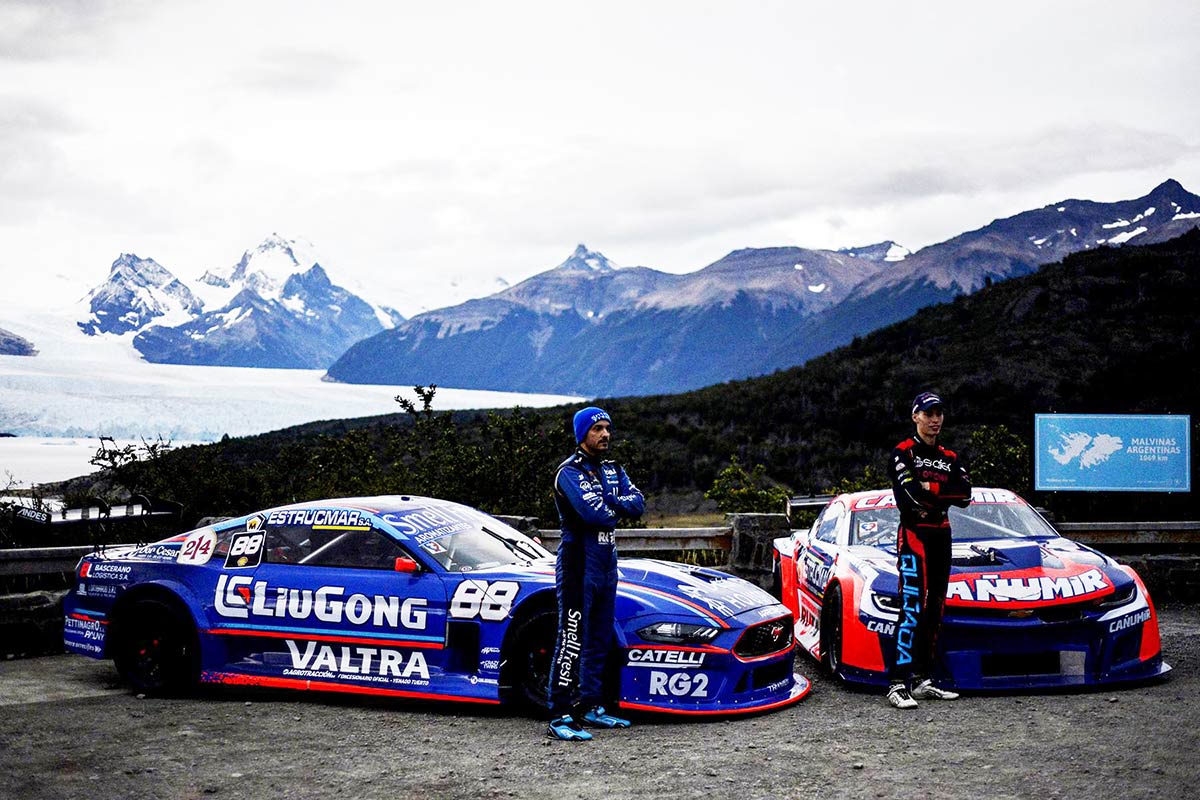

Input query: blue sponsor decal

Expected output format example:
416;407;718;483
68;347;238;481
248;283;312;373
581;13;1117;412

1035;414;1190;492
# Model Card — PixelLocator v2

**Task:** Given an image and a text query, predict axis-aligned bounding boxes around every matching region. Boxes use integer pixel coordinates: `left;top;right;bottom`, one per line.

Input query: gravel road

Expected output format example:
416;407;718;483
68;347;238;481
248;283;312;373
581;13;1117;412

2;606;1197;800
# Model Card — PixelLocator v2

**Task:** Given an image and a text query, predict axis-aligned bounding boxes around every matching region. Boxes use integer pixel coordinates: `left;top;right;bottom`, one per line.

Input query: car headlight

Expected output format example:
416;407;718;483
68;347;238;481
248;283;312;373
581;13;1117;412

638;621;722;645
869;592;900;616
1097;583;1137;608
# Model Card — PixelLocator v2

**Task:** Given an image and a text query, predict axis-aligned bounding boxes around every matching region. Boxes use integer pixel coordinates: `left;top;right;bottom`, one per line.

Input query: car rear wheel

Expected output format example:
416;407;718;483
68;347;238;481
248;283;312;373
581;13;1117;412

820;584;844;679
503;607;556;711
112;598;199;696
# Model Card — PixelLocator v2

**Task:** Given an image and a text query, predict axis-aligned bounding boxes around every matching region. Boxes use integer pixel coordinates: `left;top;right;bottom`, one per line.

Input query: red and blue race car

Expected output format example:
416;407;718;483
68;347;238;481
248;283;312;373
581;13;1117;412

64;495;809;715
773;487;1170;690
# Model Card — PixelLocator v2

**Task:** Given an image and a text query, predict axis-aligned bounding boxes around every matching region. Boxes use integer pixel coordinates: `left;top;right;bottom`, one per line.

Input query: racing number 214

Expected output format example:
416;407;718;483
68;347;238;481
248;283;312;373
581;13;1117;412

450;580;519;621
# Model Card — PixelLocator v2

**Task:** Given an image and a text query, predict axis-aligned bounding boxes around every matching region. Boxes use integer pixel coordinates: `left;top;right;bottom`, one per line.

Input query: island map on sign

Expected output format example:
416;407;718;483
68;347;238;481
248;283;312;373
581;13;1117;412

1048;433;1125;469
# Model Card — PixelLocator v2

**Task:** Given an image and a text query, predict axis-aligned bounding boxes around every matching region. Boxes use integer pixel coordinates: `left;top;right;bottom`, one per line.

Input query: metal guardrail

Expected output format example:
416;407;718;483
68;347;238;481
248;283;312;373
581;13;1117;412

0;546;95;577
1056;521;1200;547
535;528;731;553
0;529;736;577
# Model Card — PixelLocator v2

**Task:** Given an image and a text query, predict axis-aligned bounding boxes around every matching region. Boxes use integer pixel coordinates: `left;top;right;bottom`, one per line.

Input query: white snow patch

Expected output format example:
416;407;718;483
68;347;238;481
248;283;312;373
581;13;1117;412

1070;228;1077;236
807;283;827;293
1033;237;1049;246
281;295;307;314
884;243;910;261
1102;219;1131;229
1173;211;1200;220
1106;226;1148;245
793;263;805;271
1057;206;1066;212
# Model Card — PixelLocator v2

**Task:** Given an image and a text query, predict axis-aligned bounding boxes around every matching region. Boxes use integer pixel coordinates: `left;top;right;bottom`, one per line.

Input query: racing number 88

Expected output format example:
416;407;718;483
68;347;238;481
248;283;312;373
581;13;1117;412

450;580;519;621
230;533;264;557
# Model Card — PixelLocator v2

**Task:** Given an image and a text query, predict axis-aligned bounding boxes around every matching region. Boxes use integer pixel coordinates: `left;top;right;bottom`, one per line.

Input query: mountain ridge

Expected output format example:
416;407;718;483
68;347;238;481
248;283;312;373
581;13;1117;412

327;180;1200;395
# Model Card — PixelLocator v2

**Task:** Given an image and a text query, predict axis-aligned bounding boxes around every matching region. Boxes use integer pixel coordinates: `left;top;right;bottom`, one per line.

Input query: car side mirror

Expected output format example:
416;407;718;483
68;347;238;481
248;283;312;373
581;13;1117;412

394;556;420;573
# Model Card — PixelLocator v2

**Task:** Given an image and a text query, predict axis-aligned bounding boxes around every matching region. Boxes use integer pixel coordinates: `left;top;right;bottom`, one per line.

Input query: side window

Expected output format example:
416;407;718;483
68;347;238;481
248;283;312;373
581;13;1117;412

264;524;319;565
814;504;844;544
301;529;414;570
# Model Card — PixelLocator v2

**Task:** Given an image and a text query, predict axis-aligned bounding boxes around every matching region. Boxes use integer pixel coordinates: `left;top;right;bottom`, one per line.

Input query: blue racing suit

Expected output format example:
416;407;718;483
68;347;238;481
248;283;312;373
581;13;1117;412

547;448;644;715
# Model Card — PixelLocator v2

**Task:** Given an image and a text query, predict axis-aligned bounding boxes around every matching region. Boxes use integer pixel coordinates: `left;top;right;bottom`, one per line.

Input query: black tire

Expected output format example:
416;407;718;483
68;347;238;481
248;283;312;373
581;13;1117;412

112;598;200;696
819;584;844;679
503;607;557;711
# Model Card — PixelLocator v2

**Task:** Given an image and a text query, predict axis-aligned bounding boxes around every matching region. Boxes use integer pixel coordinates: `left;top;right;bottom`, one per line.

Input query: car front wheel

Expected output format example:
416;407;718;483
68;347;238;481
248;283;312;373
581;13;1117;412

504;607;556;711
820;584;844;679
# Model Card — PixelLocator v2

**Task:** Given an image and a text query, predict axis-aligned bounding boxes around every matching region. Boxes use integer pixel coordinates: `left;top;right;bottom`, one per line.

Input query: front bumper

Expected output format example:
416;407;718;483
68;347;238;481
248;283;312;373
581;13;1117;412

839;606;1172;690
615;611;811;715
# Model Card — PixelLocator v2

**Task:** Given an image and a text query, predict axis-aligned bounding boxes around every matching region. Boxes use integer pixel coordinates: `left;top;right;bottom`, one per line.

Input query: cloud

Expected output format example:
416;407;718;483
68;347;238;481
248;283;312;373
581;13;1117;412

230;48;360;94
0;95;81;217
0;0;147;62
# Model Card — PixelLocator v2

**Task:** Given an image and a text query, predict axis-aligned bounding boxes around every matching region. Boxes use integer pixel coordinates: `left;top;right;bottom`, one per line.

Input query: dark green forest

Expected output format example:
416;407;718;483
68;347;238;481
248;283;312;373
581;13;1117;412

15;229;1199;540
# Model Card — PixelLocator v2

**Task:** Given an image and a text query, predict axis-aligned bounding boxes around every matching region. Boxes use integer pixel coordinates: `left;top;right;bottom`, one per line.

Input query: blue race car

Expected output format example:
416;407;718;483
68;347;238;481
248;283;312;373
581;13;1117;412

65;495;809;715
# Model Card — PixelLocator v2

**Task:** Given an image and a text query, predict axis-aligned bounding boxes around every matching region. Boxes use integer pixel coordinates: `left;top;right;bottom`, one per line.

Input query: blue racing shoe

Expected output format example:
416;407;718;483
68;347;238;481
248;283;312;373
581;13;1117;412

547;715;593;741
582;706;631;729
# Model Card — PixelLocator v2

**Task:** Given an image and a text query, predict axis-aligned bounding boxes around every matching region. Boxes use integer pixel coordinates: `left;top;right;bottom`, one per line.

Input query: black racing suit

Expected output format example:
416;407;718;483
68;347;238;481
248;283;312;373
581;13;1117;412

888;436;971;686
547;449;645;716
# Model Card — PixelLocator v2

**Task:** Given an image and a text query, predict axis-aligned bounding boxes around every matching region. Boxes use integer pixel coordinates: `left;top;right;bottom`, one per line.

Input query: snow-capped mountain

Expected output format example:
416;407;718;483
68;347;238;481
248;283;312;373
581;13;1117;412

327;180;1200;397
74;235;404;369
194;234;403;329
837;240;911;262
757;179;1200;373
325;243;889;395
77;254;203;336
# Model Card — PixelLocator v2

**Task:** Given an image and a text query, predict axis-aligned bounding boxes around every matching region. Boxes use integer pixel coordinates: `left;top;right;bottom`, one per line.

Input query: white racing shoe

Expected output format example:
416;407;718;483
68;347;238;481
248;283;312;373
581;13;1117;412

887;684;918;709
911;678;960;701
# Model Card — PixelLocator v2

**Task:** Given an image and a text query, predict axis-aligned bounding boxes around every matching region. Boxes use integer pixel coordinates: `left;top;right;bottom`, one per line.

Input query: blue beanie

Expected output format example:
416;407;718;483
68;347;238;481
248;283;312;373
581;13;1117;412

573;406;611;443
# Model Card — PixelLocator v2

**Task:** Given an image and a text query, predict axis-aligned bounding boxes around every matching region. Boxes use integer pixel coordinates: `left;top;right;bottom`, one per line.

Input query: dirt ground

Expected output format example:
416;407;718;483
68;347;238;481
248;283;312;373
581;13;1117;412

1;606;1197;800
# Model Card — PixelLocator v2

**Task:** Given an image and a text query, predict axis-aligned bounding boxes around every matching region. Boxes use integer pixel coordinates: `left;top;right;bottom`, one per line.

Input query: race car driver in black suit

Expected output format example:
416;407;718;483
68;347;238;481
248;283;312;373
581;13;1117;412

886;391;972;709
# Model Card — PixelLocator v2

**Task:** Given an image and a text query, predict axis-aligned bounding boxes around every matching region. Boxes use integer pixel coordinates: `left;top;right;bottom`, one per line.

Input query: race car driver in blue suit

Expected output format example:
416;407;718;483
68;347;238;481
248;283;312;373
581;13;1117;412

547;406;645;741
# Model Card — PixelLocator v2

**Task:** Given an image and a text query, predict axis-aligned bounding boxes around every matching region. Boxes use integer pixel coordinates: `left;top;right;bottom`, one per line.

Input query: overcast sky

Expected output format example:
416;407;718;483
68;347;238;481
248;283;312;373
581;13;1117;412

3;0;1198;317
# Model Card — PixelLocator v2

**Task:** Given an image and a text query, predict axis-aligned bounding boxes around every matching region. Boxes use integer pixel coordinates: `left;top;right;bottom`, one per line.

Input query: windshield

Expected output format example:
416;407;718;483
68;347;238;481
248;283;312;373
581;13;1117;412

851;501;1058;546
384;508;550;572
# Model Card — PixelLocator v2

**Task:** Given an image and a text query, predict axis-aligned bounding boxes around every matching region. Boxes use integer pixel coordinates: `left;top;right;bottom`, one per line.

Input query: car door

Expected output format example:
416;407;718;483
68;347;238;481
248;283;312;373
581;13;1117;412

206;511;449;695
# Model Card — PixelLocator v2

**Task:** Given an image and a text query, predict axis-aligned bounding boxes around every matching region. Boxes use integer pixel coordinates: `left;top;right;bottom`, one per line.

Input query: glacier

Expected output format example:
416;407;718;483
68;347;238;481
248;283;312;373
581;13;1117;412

0;309;579;485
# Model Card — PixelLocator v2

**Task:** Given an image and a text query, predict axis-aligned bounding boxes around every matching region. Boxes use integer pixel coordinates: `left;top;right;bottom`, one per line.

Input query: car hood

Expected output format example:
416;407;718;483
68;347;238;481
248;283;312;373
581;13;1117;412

614;558;784;621
483;557;785;624
862;536;1132;610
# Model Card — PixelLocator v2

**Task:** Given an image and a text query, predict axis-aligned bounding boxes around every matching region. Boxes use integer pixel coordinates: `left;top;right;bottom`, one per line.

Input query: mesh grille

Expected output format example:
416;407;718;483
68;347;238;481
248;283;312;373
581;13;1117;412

734;617;793;659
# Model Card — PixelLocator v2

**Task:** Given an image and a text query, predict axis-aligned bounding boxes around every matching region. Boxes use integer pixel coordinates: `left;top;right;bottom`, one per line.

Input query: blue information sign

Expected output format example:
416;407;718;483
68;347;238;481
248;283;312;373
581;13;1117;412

1034;414;1191;492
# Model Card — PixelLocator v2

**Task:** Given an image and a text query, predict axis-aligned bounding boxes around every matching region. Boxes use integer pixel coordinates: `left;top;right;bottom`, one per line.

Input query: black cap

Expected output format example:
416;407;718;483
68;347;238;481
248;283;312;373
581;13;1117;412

911;392;944;414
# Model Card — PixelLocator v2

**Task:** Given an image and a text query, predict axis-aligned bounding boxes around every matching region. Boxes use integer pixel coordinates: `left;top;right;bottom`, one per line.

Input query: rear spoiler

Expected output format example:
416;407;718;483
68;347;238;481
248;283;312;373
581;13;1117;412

12;495;182;527
785;495;835;523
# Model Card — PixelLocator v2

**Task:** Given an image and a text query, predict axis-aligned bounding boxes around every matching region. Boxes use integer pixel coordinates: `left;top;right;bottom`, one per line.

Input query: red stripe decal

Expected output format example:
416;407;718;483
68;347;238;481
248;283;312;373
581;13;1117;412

627;643;726;654
204;673;499;704
205;628;444;649
618;683;811;716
